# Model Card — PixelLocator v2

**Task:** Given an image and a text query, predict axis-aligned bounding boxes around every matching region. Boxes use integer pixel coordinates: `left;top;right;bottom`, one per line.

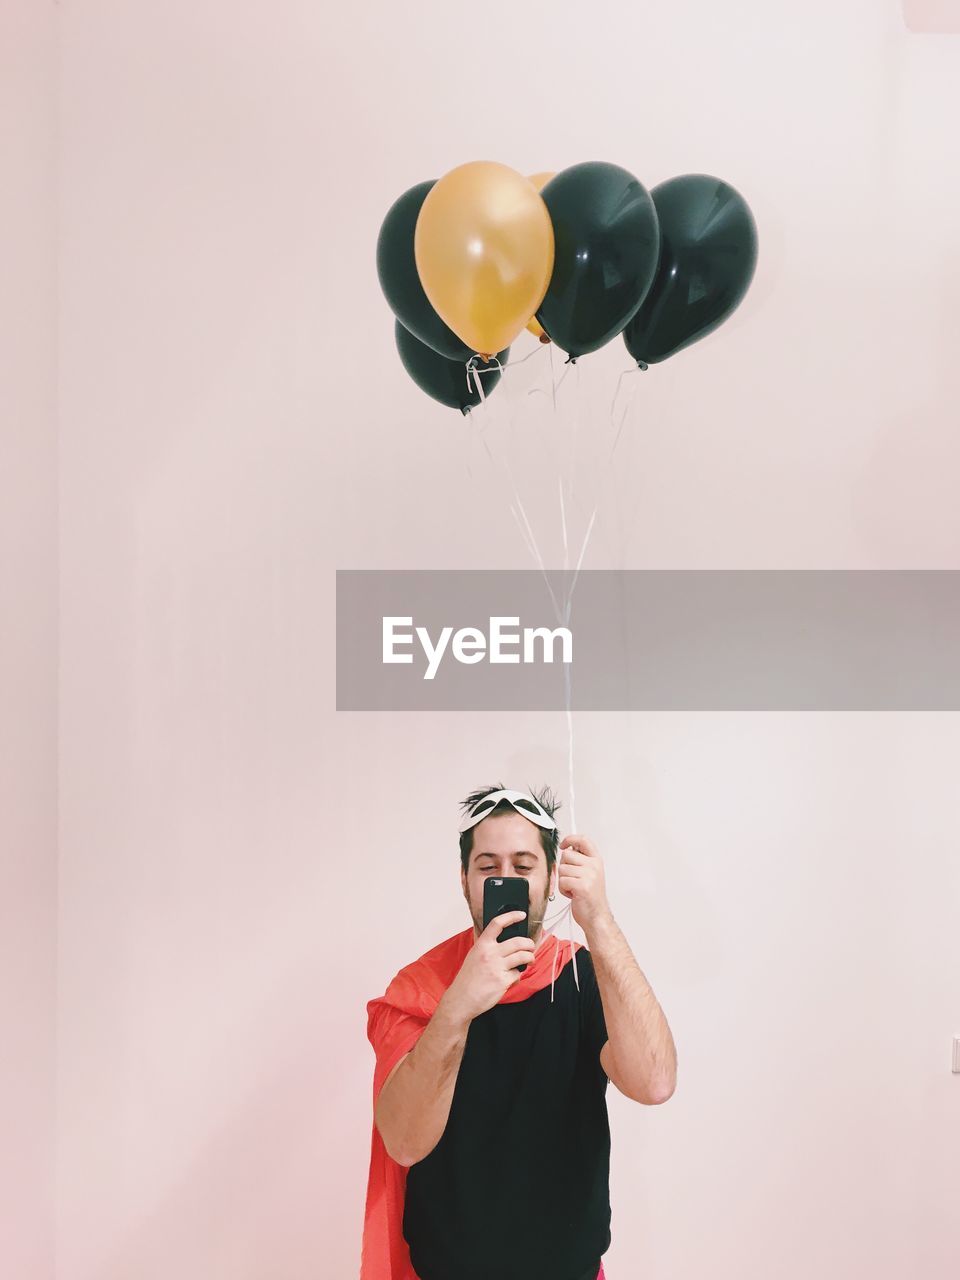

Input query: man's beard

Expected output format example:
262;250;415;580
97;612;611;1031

470;881;550;945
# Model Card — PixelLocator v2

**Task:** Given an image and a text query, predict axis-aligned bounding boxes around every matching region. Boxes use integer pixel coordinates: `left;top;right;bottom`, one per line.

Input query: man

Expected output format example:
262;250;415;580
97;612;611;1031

360;785;677;1280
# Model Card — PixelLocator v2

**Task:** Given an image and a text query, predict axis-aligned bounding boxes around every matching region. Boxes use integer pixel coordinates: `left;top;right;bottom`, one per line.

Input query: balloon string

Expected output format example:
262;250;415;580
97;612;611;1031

465;355;505;403
464;343;546;401
500;344;549;371
554;363;573;395
609;364;639;420
466;345;589;1002
475;424;563;623
475;347;578;978
461;347;635;1001
563;366;637;611
546;359;641;999
549;347;581;999
548;646;580;1003
570;359;581;511
558;475;569;572
557;416;582;998
508;500;539;564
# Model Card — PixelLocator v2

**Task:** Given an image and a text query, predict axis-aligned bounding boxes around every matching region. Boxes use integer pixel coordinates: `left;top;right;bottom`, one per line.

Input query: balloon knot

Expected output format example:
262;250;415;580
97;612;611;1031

564;354;578;365
637;360;649;371
539;334;551;345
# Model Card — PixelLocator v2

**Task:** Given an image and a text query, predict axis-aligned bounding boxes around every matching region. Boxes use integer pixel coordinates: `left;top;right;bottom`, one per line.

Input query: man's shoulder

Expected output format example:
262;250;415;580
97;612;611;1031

571;943;597;979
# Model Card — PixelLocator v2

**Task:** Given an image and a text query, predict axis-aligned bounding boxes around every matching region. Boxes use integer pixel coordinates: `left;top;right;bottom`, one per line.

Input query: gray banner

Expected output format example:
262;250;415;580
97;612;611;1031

336;570;960;710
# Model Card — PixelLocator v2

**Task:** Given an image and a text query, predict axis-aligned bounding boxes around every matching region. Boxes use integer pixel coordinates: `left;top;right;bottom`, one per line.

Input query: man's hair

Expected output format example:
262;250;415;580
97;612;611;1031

458;783;561;873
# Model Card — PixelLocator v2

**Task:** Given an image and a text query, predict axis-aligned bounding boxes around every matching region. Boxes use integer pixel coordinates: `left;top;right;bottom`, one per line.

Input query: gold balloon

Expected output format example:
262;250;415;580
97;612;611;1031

525;172;556;341
414;161;555;358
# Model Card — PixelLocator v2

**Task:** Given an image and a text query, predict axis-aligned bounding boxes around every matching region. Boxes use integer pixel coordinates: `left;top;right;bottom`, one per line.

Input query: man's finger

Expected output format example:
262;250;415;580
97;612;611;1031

483;910;528;938
498;935;536;955
561;835;596;856
559;848;588;865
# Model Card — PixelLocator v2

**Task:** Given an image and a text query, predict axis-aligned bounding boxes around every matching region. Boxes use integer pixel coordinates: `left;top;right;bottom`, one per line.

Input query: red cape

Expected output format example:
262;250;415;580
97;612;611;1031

360;927;582;1280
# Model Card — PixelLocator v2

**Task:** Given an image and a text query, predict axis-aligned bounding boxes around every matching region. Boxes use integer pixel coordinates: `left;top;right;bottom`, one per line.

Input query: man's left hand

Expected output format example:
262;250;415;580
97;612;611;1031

557;835;612;932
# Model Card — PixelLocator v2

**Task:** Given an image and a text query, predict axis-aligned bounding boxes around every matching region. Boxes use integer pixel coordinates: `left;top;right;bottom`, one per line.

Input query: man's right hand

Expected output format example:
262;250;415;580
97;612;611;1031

441;912;536;1024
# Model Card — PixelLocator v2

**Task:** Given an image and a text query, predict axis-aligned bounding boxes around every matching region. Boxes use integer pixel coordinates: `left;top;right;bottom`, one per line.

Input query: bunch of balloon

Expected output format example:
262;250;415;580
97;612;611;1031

379;160;757;407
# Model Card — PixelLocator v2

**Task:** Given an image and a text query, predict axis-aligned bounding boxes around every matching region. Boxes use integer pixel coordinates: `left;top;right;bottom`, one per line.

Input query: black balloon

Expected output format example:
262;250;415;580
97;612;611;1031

377;182;474;362
623;174;758;367
536;162;660;359
395;321;509;414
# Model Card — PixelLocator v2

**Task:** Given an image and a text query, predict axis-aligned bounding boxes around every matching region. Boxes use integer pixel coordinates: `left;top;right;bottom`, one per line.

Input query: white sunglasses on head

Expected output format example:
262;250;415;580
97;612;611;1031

458;788;558;834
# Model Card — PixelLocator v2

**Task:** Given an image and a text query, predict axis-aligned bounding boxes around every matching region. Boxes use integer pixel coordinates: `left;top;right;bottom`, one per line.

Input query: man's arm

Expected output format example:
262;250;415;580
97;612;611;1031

558;834;677;1106
374;992;471;1167
374;911;535;1167
588;912;677;1105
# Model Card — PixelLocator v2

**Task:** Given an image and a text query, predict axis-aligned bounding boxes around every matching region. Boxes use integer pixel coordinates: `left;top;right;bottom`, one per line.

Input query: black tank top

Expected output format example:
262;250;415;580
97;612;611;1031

402;949;611;1280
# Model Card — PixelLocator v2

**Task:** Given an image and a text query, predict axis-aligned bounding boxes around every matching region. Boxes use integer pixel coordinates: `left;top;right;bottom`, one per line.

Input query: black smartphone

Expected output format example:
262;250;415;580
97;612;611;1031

482;876;531;972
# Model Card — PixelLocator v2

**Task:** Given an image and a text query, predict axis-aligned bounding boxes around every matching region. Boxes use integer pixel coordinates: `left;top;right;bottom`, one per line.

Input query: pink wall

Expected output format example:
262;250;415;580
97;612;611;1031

0;3;57;1277
6;1;954;1278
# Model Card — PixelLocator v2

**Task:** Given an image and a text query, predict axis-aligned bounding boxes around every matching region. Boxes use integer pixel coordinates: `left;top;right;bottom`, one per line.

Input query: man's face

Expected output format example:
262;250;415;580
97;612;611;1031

461;812;554;945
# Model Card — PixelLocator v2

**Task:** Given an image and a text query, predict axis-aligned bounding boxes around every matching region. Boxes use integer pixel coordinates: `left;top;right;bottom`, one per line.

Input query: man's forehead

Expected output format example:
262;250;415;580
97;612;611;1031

469;812;546;859
471;842;543;862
